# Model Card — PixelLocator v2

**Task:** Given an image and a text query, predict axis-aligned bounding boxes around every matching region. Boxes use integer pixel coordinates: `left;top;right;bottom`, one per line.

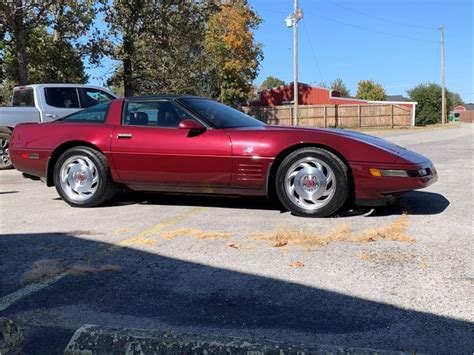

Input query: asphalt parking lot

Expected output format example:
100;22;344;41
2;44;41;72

1;124;473;354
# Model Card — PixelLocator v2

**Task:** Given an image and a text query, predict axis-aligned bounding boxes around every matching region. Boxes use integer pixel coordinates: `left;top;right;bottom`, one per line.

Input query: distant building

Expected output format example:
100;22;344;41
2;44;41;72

453;103;474;123
249;82;367;106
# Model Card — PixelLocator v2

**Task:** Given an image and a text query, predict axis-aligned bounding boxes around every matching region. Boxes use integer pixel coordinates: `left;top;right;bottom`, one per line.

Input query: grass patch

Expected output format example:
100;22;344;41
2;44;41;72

253;223;351;250
253;215;413;250
161;228;232;240
356;214;414;243
23;259;121;283
23;259;65;283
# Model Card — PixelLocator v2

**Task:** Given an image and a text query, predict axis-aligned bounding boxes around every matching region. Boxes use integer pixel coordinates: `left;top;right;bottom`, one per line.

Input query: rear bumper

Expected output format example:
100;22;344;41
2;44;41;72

351;160;438;206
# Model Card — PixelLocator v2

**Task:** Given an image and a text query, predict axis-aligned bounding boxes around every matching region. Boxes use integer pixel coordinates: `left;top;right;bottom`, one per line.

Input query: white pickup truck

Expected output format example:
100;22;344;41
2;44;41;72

0;83;118;169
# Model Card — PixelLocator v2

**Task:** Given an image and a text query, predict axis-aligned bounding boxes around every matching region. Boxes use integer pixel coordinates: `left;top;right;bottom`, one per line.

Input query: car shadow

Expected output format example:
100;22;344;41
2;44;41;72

0;232;472;354
101;190;449;218
366;191;450;217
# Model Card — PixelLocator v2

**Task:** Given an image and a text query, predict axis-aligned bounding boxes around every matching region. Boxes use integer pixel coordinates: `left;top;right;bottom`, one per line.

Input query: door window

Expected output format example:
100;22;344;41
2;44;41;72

12;88;35;107
79;88;116;108
44;87;80;108
123;101;194;128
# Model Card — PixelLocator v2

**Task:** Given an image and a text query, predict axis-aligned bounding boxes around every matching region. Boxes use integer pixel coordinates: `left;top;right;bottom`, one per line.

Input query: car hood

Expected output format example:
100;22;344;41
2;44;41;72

245;125;408;155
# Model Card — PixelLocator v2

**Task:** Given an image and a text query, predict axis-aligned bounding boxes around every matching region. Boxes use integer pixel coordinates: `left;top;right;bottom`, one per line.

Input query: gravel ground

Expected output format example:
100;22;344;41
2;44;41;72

0;123;473;354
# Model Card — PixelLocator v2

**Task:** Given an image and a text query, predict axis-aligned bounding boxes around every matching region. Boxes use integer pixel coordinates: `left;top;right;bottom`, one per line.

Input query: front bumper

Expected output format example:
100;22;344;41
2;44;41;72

351;159;438;206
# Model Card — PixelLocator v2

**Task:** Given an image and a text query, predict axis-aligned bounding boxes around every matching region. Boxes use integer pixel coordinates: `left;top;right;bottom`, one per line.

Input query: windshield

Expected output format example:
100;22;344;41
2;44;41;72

177;98;264;128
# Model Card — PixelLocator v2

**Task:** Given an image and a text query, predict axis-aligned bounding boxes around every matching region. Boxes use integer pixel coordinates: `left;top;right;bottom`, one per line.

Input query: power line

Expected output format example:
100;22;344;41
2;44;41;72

301;20;324;83
326;0;434;31
312;13;438;44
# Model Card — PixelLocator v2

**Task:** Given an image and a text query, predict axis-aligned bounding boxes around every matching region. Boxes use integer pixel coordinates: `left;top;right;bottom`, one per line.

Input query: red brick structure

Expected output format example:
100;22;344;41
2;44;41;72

453;104;474;123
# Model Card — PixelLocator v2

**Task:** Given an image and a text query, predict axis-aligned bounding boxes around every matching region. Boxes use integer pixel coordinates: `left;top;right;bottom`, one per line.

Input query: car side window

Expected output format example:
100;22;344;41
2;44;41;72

79;88;116;108
123;101;194;128
44;87;80;108
59;102;110;123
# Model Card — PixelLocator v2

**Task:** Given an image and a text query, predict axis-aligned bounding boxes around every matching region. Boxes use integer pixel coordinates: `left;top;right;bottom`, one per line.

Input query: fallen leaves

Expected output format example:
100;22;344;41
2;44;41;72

161;228;232;240
290;261;305;268
253;215;414;250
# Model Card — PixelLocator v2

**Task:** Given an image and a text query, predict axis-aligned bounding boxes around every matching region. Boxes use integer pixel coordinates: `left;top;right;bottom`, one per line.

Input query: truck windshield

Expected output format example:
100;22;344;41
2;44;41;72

12;88;35;107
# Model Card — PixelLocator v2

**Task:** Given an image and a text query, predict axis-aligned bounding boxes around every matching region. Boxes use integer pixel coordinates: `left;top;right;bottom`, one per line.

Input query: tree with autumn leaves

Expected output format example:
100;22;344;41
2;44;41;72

204;0;263;104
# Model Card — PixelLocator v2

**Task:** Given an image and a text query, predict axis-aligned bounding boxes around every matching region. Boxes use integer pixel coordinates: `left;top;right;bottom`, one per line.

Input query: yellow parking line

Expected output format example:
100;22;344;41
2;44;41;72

0;207;207;311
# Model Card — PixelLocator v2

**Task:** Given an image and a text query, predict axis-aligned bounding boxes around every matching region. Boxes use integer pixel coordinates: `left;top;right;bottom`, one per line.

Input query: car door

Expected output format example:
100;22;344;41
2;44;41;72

41;87;81;121
110;99;232;188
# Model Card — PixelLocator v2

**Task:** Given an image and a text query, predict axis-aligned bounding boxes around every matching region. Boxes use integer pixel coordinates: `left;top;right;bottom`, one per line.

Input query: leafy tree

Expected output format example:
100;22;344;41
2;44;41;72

317;78;350;97
260;76;285;91
0;0;101;85
330;77;350;97
356;80;386;101
408;83;464;125
204;0;263;104
106;0;215;97
0;0;52;84
2;26;87;84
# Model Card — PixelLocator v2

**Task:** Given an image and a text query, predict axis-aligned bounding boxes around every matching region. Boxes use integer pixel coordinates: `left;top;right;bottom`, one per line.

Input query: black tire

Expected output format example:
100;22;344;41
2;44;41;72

53;146;116;207
0;132;13;170
275;147;349;217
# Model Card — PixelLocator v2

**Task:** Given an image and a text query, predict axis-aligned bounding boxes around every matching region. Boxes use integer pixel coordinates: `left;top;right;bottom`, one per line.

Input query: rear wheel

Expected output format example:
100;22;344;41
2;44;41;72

53;146;116;207
275;147;349;217
0;132;13;170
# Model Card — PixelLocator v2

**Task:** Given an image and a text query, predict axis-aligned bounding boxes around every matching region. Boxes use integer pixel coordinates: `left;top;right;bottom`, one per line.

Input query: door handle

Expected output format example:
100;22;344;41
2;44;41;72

117;133;132;139
45;113;59;118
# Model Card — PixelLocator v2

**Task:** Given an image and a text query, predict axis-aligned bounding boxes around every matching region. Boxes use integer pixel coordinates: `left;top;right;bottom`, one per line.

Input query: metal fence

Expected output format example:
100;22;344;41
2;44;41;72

243;104;413;128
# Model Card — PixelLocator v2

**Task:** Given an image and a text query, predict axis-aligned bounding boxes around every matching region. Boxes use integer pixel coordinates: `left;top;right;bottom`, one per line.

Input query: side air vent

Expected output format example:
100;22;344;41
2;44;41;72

236;162;263;182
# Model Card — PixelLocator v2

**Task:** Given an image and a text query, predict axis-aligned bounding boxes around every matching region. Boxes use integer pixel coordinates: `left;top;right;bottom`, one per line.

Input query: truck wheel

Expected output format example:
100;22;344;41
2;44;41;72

53;146;116;207
0;133;13;170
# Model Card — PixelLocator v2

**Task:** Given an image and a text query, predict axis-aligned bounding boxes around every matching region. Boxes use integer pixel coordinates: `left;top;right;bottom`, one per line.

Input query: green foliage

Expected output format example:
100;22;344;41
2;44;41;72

3;27;87;84
106;0;217;97
407;83;464;125
0;81;15;106
330;78;350;97
0;0;102;85
260;76;285;91
204;0;263;104
356;80;386;101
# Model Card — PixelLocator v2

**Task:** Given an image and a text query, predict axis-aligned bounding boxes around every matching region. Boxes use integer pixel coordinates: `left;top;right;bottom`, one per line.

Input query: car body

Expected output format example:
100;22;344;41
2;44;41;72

10;96;438;217
0;83;118;169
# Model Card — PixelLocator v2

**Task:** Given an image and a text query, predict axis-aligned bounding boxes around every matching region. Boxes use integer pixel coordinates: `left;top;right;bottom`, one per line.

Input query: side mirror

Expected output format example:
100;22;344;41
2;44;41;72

179;119;206;134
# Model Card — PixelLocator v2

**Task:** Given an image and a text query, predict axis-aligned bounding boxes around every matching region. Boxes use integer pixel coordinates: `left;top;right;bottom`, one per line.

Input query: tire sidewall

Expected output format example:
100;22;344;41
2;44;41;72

53;147;109;207
0;132;13;170
275;148;349;217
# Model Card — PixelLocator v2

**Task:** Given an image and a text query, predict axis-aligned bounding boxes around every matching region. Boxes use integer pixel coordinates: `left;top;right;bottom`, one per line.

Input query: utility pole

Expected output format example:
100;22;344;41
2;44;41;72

439;26;446;124
286;1;303;126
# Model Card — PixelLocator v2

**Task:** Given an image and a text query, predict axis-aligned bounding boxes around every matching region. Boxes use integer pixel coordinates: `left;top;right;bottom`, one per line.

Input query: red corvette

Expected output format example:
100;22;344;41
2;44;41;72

10;96;437;217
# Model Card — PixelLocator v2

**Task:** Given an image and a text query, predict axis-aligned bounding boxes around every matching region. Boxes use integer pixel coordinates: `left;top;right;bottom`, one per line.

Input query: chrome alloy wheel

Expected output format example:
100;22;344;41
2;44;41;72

284;156;336;211
59;155;99;202
0;137;10;167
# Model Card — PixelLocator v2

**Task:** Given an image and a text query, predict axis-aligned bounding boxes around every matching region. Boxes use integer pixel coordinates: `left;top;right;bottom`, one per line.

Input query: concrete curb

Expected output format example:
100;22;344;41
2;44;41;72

64;324;417;355
0;318;24;355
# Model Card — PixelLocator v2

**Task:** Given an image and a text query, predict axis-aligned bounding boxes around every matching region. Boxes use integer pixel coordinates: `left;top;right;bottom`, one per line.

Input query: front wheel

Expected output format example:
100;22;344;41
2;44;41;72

53;146;116;207
0;132;13;170
275;147;350;217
